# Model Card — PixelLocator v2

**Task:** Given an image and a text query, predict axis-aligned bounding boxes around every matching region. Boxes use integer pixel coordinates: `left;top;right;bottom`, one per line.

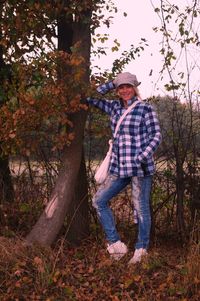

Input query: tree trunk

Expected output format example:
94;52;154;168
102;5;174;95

64;11;91;244
0;3;14;203
26;7;91;246
66;150;89;244
26;110;87;245
0;154;14;202
176;162;185;237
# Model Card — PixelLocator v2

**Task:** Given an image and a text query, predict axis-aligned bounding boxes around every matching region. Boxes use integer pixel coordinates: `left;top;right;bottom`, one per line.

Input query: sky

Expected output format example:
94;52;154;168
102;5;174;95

91;0;200;100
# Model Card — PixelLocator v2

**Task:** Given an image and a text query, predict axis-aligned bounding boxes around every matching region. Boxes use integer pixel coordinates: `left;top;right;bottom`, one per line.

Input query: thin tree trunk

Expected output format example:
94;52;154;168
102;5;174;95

0;2;14;203
176;163;185;237
0;153;14;202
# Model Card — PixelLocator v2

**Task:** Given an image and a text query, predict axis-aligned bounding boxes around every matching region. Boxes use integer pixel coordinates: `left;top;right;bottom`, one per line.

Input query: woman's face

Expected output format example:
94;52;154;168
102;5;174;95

117;84;136;102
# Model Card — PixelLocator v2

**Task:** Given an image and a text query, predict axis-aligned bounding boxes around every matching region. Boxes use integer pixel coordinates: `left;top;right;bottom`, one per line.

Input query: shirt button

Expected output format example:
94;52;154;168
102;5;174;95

122;161;125;165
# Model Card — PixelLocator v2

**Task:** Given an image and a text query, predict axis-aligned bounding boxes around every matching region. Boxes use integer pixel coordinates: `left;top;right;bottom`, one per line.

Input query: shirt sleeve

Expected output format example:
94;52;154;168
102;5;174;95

96;80;115;95
86;80;115;115
138;105;162;162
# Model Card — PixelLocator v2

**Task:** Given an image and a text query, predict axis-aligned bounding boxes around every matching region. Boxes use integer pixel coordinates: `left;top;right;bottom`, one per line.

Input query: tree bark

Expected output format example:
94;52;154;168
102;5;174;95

0;154;14;202
26;110;87;245
176;161;185;237
0;3;14;203
66;150;89;244
64;10;91;244
26;7;91;246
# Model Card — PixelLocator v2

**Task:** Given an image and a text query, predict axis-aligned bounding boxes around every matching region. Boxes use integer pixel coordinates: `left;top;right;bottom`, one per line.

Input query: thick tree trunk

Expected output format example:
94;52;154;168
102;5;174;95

26;110;87;245
66;150;89;244
57;7;91;243
26;7;91;246
64;11;91;243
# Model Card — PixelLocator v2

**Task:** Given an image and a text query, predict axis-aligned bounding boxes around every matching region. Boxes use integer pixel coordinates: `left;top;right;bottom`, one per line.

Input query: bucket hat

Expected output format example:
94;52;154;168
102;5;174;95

113;72;141;88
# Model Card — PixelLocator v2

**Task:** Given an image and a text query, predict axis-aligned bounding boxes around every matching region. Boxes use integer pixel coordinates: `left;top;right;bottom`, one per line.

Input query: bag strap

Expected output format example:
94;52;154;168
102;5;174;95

113;100;141;138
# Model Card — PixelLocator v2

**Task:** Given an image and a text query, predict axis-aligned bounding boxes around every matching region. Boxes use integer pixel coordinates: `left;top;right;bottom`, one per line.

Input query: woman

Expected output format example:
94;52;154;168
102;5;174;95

86;72;162;264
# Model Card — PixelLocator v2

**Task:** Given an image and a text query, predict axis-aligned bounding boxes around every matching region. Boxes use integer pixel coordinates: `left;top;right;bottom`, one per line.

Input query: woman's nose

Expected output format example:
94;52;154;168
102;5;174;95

121;86;128;91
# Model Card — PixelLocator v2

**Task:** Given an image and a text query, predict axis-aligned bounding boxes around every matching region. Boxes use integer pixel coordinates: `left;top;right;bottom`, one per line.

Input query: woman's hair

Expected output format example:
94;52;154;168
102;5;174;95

134;87;142;100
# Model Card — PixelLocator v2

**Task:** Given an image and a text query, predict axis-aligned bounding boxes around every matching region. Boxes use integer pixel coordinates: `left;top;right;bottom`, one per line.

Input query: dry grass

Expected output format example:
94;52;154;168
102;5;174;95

0;232;199;300
183;220;200;297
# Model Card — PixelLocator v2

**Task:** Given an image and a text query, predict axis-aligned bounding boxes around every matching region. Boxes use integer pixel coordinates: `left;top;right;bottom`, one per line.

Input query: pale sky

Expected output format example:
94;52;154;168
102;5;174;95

91;0;200;100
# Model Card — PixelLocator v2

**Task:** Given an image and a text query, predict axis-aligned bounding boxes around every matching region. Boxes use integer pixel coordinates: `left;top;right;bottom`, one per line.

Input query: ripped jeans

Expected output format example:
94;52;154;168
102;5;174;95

92;174;152;250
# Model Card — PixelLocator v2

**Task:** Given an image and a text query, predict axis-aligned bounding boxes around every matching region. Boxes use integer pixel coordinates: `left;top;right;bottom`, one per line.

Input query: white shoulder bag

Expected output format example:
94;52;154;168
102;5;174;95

94;100;141;184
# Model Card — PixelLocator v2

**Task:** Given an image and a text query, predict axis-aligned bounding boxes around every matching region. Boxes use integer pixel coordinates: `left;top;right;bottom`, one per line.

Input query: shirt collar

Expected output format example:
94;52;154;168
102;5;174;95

120;96;138;107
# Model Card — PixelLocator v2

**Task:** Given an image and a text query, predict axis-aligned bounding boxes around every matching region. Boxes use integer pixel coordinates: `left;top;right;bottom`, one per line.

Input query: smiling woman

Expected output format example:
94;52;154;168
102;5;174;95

114;72;141;104
117;84;137;104
86;71;162;263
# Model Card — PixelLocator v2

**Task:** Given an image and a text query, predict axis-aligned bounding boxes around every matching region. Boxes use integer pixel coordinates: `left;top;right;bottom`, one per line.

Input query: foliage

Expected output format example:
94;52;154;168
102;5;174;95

0;232;199;300
88;2;200;236
0;50;88;155
0;0;121;157
111;38;149;75
154;96;200;159
152;1;200;98
152;95;200;234
1;0;117;62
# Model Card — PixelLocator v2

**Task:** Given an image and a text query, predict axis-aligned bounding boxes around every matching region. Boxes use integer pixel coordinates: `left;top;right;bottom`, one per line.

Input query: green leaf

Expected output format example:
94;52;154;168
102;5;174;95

19;203;31;213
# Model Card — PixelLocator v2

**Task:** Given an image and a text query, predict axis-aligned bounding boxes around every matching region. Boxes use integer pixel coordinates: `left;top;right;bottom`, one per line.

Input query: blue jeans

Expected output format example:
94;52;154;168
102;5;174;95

92;174;152;250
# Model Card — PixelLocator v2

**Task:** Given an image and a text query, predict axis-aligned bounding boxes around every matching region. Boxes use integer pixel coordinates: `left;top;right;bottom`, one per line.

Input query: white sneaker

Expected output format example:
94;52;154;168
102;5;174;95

128;248;148;265
107;240;128;260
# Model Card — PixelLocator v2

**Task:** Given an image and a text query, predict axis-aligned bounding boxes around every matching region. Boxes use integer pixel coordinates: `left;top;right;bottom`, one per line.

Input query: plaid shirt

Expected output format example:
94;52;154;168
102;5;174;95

87;81;162;177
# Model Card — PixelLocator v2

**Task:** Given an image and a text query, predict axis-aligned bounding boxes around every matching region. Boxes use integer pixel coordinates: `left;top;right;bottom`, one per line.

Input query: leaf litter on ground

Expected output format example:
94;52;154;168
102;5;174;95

0;235;199;301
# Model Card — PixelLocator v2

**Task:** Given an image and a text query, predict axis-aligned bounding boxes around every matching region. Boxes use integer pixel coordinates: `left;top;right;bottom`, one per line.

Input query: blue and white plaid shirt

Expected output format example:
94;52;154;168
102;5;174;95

87;81;162;177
